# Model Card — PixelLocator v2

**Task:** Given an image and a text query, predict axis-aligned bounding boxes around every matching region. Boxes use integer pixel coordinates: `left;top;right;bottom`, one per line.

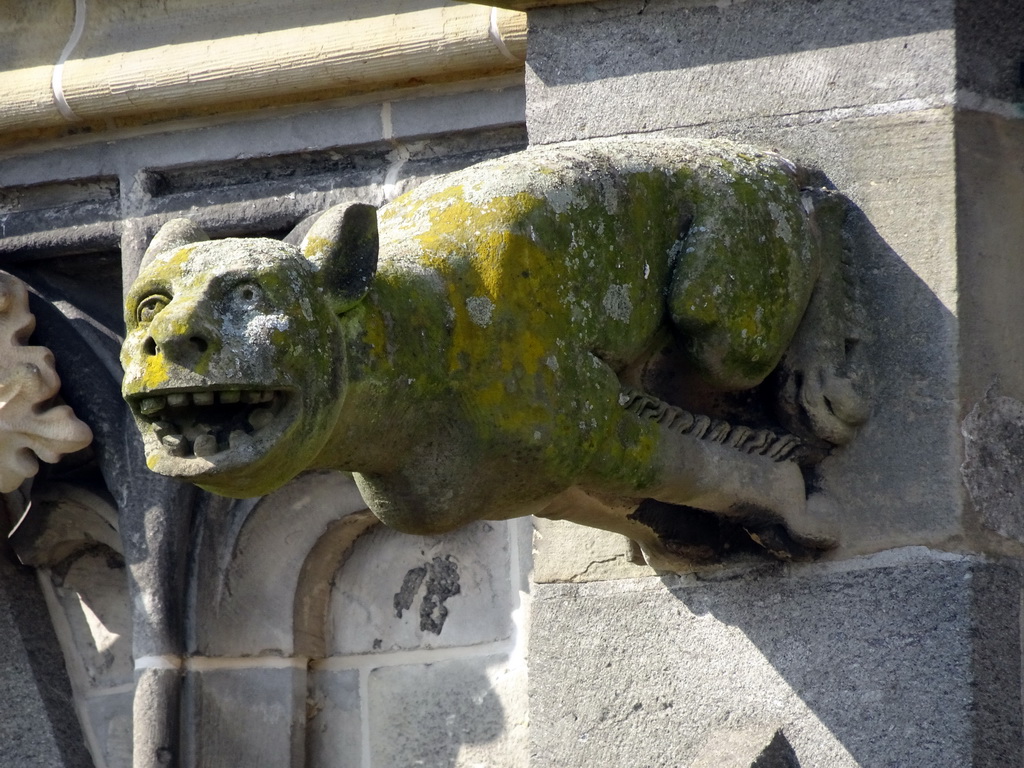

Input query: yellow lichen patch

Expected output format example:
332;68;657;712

302;235;333;261
138;355;172;390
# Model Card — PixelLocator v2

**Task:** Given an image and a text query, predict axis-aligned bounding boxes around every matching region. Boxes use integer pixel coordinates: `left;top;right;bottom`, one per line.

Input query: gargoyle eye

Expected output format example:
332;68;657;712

232;282;262;304
137;295;170;324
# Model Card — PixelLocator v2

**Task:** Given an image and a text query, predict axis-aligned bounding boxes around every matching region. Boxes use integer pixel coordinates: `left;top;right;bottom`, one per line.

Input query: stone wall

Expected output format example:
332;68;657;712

3;0;1024;765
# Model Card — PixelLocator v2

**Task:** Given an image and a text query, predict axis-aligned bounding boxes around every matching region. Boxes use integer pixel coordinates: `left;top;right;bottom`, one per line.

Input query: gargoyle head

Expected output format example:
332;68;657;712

120;203;378;497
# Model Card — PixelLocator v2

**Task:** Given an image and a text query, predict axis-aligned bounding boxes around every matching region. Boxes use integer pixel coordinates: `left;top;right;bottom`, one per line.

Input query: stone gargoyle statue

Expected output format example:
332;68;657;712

120;138;867;567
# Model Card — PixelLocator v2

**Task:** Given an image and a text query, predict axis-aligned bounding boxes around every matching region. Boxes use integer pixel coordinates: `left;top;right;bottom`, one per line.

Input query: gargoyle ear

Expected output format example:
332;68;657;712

140;219;210;272
299;202;379;314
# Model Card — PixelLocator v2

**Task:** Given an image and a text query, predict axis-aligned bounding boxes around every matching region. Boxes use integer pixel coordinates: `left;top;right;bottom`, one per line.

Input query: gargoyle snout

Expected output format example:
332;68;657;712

143;301;214;369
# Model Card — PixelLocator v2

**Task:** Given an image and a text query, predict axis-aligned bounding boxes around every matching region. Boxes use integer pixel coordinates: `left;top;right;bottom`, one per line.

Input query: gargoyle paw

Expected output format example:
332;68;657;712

778;364;868;447
749;491;840;557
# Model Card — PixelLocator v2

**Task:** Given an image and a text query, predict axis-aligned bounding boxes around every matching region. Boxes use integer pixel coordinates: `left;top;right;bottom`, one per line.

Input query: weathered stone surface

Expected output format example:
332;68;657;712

955;111;1024;548
690;724;800;768
83;691;134;768
329;520;514;654
525;0;955;146
48;550;133;690
0;544;92;767
961;391;1024;543
388;82;526;144
0;177;121;258
190;472;371;657
532;517;653;583
306;668;362;768
954;0;1024;102
43;548;135;768
182;666;305;767
529;554;1021;767
368;655;528;767
956;111;1024;410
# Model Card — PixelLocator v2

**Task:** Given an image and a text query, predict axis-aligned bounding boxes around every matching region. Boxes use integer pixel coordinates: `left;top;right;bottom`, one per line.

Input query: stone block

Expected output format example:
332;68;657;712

758;109;961;554
528;109;964;560
328;520;515;655
306;668;362;768
962;392;1024;543
525;0;955;145
532;517;654;583
670;107;1024;555
528;553;1021;767
388;81;526;140
181;665;305;768
368;655;528;767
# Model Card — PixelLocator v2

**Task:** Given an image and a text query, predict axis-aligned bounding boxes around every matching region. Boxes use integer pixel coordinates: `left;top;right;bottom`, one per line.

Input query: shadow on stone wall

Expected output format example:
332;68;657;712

663;555;1021;767
656;207;992;765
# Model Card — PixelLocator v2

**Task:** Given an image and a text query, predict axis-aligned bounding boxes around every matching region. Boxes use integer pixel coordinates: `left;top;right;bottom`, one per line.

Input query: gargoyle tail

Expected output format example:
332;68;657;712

619;389;802;463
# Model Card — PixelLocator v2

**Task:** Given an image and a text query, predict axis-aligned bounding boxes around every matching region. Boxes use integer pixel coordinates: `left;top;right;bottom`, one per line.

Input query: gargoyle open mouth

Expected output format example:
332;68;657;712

128;388;292;461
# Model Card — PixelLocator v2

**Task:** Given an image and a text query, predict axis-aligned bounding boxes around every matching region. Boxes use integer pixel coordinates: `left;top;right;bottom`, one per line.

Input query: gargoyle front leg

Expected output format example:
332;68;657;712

775;188;869;450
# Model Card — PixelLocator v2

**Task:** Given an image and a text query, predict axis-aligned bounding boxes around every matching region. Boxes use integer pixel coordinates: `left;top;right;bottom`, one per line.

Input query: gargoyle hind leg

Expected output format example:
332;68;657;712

575;391;838;556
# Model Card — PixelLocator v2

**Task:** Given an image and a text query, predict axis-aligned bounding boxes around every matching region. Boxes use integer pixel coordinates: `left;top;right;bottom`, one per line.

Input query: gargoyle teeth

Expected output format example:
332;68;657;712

134;388;288;460
135;389;280;417
160;434;188;456
141;396;166;415
193;434;218;457
248;407;274;431
184;422;213;441
239;390;275;404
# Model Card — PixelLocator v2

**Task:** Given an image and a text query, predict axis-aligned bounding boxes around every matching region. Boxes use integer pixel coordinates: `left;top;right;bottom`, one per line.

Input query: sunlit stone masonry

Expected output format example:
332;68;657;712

1;0;1023;766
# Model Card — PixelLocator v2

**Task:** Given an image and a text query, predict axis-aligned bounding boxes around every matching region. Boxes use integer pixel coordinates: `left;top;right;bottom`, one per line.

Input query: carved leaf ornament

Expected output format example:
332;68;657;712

0;273;93;493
